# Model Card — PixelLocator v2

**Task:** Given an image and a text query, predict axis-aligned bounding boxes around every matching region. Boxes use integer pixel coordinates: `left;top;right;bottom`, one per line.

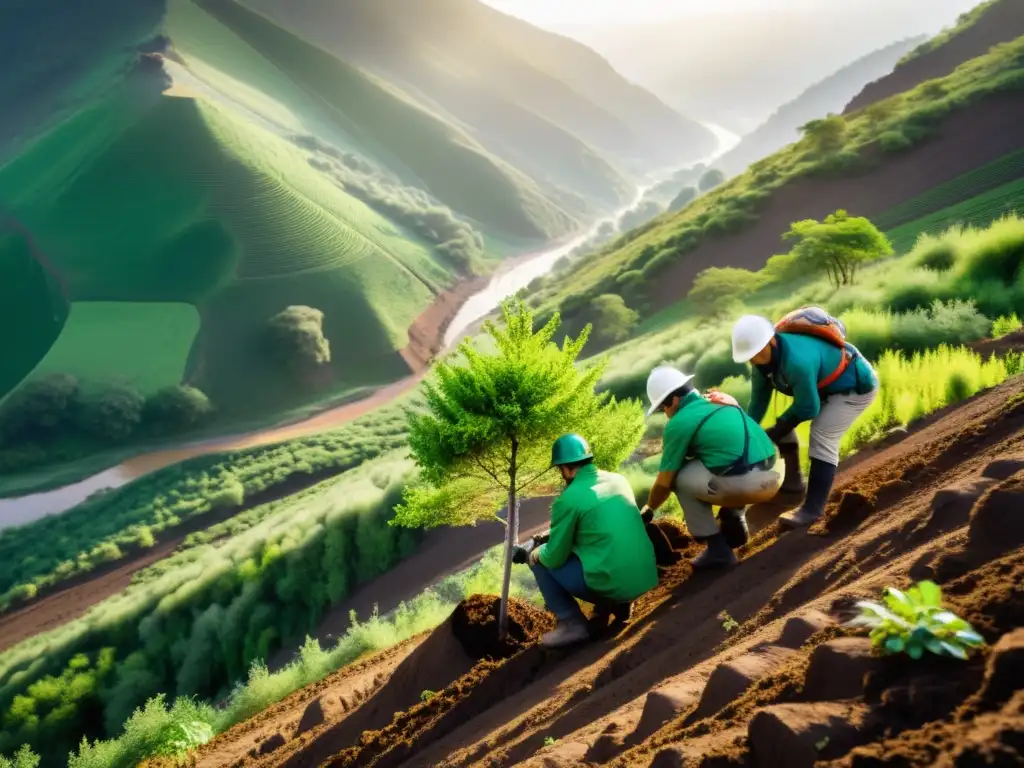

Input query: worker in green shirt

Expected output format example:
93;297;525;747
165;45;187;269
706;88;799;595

641;366;782;569
731;310;879;529
523;434;658;649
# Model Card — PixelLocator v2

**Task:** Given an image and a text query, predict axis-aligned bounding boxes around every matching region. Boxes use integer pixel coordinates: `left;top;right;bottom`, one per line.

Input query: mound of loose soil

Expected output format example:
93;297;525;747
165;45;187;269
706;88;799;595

451;594;555;661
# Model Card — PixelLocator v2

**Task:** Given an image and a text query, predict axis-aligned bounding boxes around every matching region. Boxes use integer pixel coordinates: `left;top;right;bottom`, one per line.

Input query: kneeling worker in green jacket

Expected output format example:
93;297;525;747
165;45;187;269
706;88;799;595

641;366;783;569
524;434;659;649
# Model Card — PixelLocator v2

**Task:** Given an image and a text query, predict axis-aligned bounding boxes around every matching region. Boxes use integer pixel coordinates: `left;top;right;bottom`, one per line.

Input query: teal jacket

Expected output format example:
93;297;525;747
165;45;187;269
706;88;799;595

661;391;777;475
538;464;658;602
748;333;878;425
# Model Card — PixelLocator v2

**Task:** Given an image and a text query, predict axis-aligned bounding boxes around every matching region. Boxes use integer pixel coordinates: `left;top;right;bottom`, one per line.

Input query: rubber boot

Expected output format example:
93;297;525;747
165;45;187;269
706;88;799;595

717;507;749;549
541;617;591;649
778;443;806;496
690;532;738;569
780;459;837;529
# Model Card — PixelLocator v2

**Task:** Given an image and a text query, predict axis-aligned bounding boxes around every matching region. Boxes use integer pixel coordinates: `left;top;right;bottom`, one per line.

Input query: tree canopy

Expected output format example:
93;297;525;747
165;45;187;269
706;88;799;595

688;267;765;317
391;299;644;635
698;169;726;192
774;209;893;288
266;305;331;372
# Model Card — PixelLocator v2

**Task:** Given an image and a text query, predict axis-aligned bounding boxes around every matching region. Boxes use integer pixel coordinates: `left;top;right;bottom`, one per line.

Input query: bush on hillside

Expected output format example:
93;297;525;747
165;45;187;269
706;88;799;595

694;341;746;389
591;294;639;345
698;169;725;192
688;267;764;317
993;312;1022;338
668;186;698;212
841;300;991;361
0;746;40;768
266;305;332;373
879;129;913;154
800;115;847;152
73;383;146;442
0;373;80;444
143;385;213;432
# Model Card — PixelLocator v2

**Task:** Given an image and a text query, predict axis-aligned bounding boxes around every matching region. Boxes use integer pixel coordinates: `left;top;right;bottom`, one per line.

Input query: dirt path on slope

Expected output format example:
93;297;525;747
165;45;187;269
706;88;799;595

229;375;1024;768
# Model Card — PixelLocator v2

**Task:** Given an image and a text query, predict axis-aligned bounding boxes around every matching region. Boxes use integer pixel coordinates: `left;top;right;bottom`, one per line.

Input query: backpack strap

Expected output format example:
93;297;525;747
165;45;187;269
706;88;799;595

691;403;751;476
818;343;861;391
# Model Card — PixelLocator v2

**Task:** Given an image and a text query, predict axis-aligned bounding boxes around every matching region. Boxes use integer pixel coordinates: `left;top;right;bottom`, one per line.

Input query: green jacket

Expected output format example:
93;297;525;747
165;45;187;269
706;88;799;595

660;391;777;475
537;464;658;602
748;333;878;425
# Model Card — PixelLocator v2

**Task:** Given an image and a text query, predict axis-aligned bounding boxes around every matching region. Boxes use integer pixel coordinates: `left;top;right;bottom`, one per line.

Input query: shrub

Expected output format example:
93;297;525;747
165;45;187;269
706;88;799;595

879;129;913;153
209;478;245;510
266;306;331;372
143;385;213;432
842;300;991;360
0;746;40;768
694;341;746;389
993;312;1022;338
591;295;639;345
0;373;80;443
74;383;146;442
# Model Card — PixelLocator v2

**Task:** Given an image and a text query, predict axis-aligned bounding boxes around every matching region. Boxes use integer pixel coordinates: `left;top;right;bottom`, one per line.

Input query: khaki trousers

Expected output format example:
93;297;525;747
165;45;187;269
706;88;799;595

673;461;783;538
778;390;878;466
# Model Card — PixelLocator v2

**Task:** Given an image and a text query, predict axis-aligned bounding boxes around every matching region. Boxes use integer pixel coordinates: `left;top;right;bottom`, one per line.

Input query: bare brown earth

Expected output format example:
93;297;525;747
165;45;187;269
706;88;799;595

182;374;1024;767
844;0;1024;114
649;94;1024;312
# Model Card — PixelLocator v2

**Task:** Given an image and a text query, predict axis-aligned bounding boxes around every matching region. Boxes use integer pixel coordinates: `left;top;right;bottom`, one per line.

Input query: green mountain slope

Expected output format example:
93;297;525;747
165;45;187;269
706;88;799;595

0;0;607;427
845;0;1024;112
530;35;1024;341
237;0;716;180
717;37;926;175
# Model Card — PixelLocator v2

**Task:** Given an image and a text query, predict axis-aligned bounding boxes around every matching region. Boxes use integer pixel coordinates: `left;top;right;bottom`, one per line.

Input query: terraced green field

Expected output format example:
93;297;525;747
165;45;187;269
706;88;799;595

29;302;200;394
874;149;1024;231
886;177;1024;253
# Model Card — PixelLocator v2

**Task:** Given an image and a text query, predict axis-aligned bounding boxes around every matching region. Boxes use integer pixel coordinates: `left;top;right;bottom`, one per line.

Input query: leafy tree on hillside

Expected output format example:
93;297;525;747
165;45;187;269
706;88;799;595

591;294;639;344
618;200;662;233
800;115;848;153
0;373;79;444
776;209;893;289
668;186;698;212
391;299;644;637
267;305;332;372
698;169;726;192
144;385;213;432
73;383;146;442
688;267;765;317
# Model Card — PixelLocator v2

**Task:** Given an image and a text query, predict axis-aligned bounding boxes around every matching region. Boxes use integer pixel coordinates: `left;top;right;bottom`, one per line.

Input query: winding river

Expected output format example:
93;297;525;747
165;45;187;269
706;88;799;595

0;123;740;530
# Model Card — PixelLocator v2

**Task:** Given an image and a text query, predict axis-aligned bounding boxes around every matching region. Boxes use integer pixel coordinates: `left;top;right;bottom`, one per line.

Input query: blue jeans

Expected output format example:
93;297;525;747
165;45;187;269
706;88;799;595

530;554;605;622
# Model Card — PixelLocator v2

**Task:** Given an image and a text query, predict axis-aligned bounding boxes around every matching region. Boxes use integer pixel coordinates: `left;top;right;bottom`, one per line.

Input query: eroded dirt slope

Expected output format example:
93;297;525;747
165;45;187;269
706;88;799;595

185;375;1024;767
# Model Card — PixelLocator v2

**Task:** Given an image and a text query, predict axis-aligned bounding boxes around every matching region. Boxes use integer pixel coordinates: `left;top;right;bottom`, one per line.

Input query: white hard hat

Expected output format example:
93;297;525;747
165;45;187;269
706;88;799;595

646;366;695;417
732;315;776;363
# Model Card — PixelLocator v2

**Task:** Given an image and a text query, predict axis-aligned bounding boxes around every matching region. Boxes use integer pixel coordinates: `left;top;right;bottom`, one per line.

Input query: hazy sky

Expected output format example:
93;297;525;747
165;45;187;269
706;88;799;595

484;0;813;25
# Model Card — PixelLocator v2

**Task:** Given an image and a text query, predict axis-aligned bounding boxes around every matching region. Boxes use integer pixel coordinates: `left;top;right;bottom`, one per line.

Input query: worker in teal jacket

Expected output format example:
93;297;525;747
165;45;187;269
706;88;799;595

732;312;879;529
525;434;658;649
641;366;782;569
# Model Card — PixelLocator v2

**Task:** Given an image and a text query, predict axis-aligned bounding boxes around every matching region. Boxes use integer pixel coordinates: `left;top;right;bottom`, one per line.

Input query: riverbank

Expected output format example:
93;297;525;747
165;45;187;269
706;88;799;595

0;124;740;529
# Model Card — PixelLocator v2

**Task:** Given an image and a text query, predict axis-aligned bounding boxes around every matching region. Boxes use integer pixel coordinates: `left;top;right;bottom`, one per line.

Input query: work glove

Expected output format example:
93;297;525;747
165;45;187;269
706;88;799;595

528;545;543;567
764;418;799;446
511;546;530;565
640;505;654;524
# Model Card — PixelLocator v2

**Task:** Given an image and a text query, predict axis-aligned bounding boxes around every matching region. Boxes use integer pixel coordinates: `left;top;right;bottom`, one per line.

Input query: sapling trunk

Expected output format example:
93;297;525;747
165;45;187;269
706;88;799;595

497;437;519;640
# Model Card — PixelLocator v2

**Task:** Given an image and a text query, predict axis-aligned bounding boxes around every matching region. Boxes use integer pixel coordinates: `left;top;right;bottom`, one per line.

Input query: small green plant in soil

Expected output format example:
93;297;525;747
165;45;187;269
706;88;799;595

718;611;740;633
543;737;558;747
846;580;985;659
420;690;437;703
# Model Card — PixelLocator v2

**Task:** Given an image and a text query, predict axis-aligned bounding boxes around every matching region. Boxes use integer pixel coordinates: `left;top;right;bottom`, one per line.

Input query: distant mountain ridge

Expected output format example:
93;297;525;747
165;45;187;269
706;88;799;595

717;36;927;175
845;0;1024;113
237;0;717;178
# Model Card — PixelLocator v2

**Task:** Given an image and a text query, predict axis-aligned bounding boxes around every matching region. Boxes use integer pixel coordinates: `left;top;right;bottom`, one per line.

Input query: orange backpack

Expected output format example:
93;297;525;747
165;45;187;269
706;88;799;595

774;307;852;390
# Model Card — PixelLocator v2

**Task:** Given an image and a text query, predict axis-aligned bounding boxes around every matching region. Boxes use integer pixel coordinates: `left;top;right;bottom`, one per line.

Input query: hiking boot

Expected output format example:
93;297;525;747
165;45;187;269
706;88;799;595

690;533;738;569
718;507;749;549
592;601;633;628
779;444;806;496
779;459;837;530
540;618;591;649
